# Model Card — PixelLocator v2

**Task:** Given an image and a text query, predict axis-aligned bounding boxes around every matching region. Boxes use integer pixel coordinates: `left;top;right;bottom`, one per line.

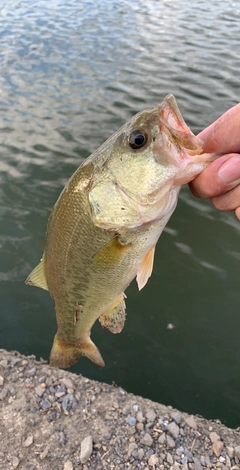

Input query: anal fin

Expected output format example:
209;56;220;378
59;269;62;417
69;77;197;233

25;252;48;291
99;294;126;334
49;333;105;368
136;246;155;291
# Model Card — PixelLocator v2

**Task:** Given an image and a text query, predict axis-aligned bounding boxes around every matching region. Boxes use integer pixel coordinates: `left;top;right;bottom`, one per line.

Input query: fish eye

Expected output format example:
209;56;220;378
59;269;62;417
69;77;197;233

129;130;148;149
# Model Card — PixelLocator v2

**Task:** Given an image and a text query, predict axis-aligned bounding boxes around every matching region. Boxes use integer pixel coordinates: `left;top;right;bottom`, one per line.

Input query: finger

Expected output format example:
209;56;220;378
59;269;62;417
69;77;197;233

211;185;240;211
189;153;240;198
198;103;240;153
235;207;240;220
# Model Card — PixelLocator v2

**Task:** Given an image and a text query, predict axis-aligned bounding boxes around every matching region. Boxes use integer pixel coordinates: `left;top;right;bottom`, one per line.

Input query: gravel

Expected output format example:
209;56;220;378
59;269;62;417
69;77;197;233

0;348;240;470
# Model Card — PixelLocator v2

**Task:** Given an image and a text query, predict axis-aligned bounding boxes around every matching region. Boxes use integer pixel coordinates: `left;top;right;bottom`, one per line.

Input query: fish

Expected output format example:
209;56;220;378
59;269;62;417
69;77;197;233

26;94;218;369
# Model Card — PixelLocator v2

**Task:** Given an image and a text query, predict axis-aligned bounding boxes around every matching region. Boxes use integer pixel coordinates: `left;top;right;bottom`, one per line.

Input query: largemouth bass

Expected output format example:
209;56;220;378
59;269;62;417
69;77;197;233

26;94;218;369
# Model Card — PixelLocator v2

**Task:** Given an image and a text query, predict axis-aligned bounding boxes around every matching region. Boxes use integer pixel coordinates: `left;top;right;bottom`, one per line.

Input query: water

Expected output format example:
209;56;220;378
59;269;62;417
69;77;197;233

0;0;240;427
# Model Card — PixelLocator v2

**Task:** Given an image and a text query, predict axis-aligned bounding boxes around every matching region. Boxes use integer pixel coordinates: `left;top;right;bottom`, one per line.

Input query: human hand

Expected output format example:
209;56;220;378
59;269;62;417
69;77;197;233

189;103;240;220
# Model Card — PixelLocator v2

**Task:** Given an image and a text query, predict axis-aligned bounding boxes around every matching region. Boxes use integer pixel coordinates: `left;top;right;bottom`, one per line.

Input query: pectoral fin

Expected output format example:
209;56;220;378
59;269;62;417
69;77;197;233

99;294;126;334
136;246;155;291
25;252;48;291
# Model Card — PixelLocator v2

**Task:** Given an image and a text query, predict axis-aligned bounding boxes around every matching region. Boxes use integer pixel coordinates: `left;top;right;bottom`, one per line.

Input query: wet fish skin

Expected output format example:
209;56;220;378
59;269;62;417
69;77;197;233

26;94;218;368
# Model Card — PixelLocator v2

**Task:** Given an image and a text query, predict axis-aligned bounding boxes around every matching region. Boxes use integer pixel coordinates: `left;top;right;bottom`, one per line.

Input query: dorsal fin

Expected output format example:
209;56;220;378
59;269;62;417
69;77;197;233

136;246;155;291
25;252;48;291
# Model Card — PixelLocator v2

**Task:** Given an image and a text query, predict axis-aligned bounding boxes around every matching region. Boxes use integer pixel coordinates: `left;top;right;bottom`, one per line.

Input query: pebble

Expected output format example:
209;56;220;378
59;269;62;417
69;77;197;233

38;376;46;383
128;442;137;457
55;391;65;398
235;446;240;459
35;386;45;397
39;446;49;460
158;433;166;444
167;452;173;464
145;409;157;422
171;412;182;424
227;447;235;458
213;440;224;457
0;376;4;386
64;461;73;470
193;457;202;470
103;431;112;440
137;411;144;423
42;399;52;409
210;431;221;443
23;435;33;447
59;432;67;445
12;456;19;469
140;433;153;446
80;435;93;464
26;367;36;377
166;434;175;448
126;415;136;426
148;454;158;466
0;389;7;400
185;415;197;430
167;421;180;439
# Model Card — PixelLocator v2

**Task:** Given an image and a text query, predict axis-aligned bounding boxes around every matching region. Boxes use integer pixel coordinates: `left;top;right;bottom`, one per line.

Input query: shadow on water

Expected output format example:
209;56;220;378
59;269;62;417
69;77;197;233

0;0;240;427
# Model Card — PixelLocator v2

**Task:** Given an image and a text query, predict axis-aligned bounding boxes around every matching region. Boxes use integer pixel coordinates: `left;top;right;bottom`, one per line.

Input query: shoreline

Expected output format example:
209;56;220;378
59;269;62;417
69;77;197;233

0;349;239;470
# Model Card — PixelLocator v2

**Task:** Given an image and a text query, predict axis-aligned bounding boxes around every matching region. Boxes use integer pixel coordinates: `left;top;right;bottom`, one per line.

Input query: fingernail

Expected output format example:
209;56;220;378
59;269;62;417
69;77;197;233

218;157;240;184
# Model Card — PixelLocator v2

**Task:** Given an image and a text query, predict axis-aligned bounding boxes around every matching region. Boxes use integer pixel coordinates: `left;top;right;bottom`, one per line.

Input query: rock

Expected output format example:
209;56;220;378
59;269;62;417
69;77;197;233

0;389;7;400
59;377;74;389
170;412;182;424
235;446;240;459
126;415;136;426
172;464;181;470
148;454;158;466
167;452;173;465
138;449;144;459
185;415;197;430
12;456;19;469
80;435;93;464
26;367;36;377
128;442;137;457
38;376;46;383
35;386;45;397
140;433;153;446
167;421;180;439
193;457;202;470
212;440;224;457
59;432;67;445
158;433;166;444
0;376;4;386
39;446;49;460
226;446;235;458
209;431;221;443
145;409;157;422
64;461;73;470
0;360;8;367
137;411;144;423
103;431;112;441
166;434;175;448
23;435;33;447
42;399;52;409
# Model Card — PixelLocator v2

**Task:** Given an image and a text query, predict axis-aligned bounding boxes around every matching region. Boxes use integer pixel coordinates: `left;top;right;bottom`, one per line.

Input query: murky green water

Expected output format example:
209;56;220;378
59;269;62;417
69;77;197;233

0;0;240;427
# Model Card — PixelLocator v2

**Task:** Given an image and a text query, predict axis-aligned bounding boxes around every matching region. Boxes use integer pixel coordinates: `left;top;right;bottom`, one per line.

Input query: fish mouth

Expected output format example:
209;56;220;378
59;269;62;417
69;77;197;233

158;94;204;156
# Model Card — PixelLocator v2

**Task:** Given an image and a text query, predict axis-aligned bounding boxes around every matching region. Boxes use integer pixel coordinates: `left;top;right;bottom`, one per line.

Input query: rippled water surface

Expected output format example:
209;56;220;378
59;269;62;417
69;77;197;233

1;0;240;427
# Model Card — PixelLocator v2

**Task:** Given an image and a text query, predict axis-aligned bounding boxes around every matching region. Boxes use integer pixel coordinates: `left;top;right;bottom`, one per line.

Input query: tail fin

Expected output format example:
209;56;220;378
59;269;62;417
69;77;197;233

49;334;105;368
